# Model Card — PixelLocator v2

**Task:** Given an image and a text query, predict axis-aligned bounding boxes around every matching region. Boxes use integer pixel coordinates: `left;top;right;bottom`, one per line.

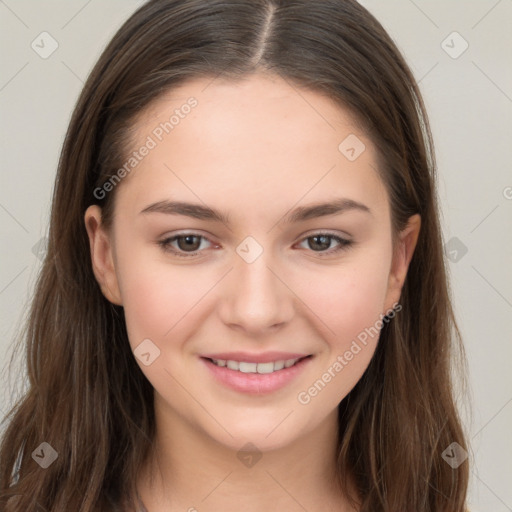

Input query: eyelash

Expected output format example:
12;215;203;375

157;232;353;258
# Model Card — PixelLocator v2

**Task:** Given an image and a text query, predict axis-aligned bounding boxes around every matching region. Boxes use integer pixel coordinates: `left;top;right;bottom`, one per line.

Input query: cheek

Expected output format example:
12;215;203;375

294;266;389;408
114;246;204;349
296;257;391;344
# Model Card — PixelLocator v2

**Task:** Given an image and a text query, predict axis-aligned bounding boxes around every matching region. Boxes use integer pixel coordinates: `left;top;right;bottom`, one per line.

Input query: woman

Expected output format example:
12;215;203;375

0;1;470;510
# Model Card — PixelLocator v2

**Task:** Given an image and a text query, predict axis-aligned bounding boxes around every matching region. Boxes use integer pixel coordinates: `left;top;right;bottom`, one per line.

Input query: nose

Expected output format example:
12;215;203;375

218;249;294;336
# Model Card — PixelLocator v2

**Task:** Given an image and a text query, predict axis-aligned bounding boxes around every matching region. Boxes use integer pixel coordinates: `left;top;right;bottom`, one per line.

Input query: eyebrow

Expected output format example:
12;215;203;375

140;198;372;224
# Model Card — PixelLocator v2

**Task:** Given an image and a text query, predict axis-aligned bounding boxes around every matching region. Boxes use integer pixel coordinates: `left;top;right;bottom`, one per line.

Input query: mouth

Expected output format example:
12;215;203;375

203;355;312;374
199;354;314;394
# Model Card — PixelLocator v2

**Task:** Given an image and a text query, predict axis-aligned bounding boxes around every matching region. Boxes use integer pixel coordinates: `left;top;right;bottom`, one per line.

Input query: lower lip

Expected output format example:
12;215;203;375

200;356;313;395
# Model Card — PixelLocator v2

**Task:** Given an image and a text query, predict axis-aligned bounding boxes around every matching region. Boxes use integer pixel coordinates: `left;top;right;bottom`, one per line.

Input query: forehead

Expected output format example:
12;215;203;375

115;73;389;223
135;72;363;148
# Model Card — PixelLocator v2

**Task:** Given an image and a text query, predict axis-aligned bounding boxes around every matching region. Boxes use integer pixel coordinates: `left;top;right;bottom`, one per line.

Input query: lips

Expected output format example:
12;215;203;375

200;352;313;394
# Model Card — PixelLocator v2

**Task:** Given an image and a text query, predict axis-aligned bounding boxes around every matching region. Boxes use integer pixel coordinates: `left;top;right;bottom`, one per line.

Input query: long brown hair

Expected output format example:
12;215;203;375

0;1;471;510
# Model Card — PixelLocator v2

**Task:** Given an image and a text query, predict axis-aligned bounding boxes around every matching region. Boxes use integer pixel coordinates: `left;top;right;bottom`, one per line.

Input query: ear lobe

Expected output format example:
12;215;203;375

84;205;123;306
383;214;421;313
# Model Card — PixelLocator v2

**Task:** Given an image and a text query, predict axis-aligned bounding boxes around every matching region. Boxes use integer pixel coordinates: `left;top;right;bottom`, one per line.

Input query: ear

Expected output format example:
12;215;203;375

383;214;421;313
84;205;123;306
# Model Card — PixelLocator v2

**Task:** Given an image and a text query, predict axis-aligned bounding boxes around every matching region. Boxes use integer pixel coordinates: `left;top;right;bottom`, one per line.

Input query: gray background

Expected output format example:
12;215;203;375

1;1;511;510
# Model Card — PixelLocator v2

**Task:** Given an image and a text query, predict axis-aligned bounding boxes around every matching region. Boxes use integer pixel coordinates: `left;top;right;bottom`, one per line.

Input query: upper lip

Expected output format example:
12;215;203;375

201;351;311;363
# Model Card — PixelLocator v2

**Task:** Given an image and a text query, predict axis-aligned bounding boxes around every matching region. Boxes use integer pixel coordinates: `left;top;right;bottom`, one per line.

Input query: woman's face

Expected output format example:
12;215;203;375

85;72;419;452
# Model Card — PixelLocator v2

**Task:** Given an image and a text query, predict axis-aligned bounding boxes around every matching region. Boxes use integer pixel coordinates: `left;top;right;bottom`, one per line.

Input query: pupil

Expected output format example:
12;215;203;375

180;235;199;251
311;235;330;251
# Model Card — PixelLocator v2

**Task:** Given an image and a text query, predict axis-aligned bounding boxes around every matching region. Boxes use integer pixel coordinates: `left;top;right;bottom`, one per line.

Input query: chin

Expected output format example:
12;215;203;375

206;419;301;453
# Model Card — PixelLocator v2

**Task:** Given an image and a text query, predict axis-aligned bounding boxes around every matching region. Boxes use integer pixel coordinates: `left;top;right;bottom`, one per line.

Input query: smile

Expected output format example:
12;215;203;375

208;356;306;374
201;355;313;394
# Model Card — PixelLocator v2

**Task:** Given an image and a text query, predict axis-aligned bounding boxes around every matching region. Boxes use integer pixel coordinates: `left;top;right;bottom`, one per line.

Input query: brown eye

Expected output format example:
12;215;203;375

175;235;202;252
308;235;332;251
158;233;212;257
297;232;353;256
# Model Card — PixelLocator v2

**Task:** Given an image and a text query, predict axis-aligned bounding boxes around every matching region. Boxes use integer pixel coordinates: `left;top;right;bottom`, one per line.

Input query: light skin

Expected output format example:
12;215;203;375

85;72;420;511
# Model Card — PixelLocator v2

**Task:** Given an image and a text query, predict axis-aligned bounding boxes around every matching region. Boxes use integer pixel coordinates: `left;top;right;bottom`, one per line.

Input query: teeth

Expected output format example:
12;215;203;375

226;360;239;370
211;357;302;373
256;362;274;374
273;360;285;371
239;362;257;373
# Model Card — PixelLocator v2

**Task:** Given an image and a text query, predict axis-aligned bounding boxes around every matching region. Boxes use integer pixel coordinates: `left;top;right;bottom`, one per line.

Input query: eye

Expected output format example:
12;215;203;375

158;231;353;258
158;233;214;257
296;232;353;256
